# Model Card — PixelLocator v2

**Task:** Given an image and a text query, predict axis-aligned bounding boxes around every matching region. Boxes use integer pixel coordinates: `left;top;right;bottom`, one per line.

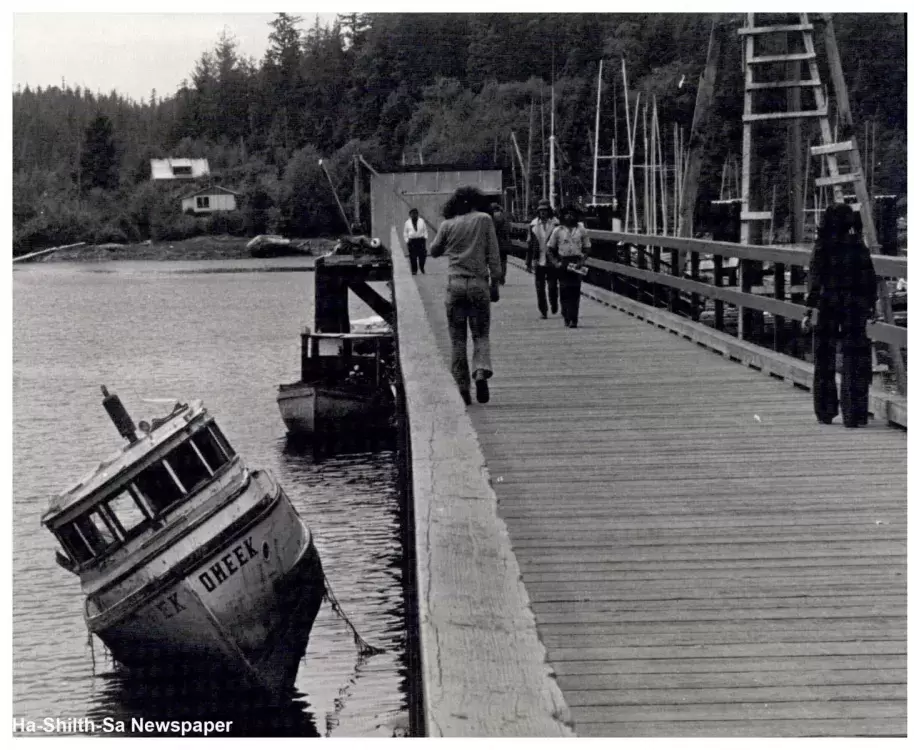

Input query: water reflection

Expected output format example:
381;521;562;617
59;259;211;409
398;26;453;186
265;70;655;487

85;662;319;737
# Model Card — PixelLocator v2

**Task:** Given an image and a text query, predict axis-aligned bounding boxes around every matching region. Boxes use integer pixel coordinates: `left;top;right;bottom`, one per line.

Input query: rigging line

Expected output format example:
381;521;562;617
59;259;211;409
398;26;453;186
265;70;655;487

322;573;384;658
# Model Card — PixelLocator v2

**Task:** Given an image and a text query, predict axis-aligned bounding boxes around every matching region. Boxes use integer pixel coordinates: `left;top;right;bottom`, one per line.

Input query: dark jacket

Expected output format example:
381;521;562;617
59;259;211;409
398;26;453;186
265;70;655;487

805;235;878;313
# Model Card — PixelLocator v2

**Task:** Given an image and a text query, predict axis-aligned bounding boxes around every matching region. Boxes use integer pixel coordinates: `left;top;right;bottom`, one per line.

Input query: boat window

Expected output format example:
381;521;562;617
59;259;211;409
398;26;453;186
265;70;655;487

106;488;149;537
207;423;236;459
56;524;94;565
166;441;211;494
134;461;184;514
193;428;230;473
76;513;117;554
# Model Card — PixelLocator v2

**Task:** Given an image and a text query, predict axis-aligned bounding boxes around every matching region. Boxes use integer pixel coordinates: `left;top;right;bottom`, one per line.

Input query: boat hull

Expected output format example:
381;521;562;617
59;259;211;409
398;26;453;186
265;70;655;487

277;382;393;438
88;477;324;700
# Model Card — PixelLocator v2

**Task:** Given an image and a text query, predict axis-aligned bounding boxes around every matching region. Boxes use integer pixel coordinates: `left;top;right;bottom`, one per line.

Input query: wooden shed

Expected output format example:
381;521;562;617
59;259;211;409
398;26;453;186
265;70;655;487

369;166;503;243
181;186;240;214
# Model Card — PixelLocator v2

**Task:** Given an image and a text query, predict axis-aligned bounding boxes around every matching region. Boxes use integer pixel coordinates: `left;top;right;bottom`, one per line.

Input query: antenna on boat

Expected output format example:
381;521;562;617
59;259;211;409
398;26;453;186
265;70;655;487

100;385;139;444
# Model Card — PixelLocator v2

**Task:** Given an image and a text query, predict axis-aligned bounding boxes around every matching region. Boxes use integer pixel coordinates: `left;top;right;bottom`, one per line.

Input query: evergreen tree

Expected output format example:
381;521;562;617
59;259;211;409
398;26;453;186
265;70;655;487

79;114;120;192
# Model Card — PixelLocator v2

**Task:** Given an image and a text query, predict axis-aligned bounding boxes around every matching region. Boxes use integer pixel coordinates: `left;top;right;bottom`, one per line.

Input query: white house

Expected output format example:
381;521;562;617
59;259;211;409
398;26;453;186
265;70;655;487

151;158;210;180
181;186;240;214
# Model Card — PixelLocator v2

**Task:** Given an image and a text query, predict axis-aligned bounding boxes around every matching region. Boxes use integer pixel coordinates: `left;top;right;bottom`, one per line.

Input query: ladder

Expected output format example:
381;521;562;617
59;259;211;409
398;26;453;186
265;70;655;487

738;12;877;244
739;13;905;394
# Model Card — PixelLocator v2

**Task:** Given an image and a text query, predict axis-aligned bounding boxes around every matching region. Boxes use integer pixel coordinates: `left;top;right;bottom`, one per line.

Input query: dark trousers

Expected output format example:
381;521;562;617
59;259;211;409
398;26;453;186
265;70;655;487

498;247;508;284
407;238;427;274
558;260;583;324
813;303;872;426
534;265;559;316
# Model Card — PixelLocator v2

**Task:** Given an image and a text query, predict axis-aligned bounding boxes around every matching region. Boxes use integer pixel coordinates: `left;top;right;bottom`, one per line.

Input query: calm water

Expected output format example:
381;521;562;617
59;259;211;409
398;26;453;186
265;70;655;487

12;258;409;737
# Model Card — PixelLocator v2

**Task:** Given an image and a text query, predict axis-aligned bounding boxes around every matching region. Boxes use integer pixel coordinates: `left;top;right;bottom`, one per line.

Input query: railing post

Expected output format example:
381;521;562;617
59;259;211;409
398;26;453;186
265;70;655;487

668;249;680;314
690;251;701;321
790;265;804;357
651;243;661;308
713;255;725;330
637;244;647;303
773;262;786;352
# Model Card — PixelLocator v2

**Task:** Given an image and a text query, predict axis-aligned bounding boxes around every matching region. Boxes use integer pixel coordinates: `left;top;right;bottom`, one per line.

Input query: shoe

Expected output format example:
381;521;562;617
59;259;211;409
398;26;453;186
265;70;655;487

540;313;548;320
459;389;472;405
817;417;833;425
564;319;570;327
569;322;578;328
551;306;558;314
475;379;490;404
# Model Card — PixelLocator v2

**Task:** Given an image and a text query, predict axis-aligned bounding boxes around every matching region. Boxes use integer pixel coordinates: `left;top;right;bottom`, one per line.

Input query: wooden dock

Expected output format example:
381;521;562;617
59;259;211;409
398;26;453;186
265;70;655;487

397;242;906;737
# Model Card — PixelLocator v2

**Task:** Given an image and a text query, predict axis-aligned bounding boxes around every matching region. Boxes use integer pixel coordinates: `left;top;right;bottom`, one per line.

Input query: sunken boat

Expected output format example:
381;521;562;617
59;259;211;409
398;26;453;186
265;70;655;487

41;387;325;700
277;234;396;440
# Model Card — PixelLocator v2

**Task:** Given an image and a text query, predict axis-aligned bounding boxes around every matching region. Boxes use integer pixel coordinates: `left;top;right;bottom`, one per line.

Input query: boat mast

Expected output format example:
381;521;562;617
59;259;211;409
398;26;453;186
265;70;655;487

592;59;603;207
549;45;557;209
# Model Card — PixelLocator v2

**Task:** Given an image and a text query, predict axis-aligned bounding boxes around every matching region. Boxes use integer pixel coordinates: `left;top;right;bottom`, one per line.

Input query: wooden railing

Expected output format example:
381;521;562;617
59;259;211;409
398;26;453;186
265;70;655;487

511;225;907;396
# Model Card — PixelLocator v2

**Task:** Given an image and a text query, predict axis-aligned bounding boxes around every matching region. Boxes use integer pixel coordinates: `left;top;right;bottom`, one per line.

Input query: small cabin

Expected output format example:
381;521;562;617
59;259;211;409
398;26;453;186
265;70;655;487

151;158;210;180
181;186;240;214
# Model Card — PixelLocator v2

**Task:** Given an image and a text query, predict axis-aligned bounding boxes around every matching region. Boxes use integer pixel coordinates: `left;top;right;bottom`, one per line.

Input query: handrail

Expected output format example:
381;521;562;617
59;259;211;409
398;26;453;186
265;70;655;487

508;228;907;353
509;224;907;278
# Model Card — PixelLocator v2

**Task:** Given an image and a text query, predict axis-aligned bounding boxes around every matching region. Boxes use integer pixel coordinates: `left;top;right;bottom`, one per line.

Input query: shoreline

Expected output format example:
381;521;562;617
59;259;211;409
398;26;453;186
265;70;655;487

24;235;338;263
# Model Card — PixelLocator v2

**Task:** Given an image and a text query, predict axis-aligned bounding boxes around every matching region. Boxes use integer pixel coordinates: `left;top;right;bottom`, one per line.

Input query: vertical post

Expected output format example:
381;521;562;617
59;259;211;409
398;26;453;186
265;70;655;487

713;255;724;330
668;246;679;313
549;84;556;209
353;155;361;228
300;330;311;380
691;250;701;321
593;59;603;203
527;101;534;218
739;14;758;342
773;263;786;352
637;244;647;303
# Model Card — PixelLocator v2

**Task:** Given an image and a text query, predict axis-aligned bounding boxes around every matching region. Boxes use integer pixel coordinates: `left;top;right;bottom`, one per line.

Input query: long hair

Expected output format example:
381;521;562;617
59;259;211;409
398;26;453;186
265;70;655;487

441;186;488;219
817;203;858;245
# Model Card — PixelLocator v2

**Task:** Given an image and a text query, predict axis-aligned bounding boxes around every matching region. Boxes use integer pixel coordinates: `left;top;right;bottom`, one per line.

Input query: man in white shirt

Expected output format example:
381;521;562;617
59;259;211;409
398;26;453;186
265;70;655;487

525;199;560;319
403;208;429;274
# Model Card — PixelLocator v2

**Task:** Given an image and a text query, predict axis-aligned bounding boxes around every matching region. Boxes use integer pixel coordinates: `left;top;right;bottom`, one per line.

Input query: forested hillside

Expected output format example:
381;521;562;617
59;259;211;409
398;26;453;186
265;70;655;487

12;13;906;255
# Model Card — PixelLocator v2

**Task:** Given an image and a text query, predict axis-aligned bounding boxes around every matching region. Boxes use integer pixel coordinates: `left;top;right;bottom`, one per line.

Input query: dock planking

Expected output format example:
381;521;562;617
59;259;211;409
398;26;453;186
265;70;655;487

412;256;906;737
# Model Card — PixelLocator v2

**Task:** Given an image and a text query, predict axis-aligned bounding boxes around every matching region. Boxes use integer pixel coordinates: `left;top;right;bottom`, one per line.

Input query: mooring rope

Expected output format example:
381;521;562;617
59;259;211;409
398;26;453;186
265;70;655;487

322;574;384;658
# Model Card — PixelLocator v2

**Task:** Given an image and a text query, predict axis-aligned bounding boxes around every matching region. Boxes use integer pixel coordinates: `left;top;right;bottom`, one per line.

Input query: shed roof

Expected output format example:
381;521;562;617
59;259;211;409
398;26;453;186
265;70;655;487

181;185;241;199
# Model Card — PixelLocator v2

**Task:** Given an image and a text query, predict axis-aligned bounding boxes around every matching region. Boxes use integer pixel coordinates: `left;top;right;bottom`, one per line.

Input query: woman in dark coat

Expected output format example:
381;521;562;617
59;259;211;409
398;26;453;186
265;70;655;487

802;204;878;427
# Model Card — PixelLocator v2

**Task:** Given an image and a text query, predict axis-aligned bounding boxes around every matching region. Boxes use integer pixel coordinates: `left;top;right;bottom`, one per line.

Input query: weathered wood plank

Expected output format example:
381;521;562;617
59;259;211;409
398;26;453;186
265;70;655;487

390;231;573;737
410;256;906;736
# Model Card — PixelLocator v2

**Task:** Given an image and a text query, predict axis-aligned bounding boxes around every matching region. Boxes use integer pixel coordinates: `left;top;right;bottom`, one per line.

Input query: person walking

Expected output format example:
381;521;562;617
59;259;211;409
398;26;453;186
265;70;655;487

525;199;560;319
802;203;879;427
428;186;502;405
403;208;429;274
490;202;511;285
547;205;591;327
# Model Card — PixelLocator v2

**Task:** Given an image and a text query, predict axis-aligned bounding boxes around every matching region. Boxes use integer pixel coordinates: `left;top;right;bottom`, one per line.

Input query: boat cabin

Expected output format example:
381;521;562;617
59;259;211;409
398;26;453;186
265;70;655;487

43;402;238;573
299;330;393;389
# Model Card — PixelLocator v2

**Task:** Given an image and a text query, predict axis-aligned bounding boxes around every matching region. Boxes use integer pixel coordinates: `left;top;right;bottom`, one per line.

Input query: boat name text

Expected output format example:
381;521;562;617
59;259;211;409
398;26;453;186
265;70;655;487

198;537;259;593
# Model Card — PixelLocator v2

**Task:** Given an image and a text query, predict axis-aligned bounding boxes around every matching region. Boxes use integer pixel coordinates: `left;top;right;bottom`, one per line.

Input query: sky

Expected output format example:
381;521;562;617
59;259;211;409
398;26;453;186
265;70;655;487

12;12;325;102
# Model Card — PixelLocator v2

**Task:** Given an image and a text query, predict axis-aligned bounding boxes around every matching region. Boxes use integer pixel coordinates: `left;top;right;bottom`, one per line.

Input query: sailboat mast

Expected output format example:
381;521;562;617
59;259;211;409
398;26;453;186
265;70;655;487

592;59;603;206
549;44;556;209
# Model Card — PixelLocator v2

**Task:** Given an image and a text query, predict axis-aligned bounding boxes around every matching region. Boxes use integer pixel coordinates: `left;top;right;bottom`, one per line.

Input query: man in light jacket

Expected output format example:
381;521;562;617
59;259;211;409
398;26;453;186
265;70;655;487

403;208;429;274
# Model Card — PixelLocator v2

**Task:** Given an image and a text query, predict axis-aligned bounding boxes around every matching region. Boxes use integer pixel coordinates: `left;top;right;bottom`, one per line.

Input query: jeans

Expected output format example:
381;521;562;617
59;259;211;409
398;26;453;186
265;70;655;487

813;301;872;426
445;276;493;391
499;247;508;284
407;238;427;274
534;264;559;316
558;258;583;324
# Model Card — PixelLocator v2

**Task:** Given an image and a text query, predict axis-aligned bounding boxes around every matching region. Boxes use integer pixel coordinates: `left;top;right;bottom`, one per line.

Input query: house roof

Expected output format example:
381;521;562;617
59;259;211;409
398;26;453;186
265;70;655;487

181;185;241;199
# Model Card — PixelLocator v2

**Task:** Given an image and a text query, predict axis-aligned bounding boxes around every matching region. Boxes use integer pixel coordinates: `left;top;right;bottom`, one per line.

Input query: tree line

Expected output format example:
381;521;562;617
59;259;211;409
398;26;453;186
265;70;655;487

12;13;906;255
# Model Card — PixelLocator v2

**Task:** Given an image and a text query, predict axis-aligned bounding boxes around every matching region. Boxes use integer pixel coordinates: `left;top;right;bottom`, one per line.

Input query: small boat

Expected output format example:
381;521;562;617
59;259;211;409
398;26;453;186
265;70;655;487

247;234;313;258
41;387;325;700
277;329;396;439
